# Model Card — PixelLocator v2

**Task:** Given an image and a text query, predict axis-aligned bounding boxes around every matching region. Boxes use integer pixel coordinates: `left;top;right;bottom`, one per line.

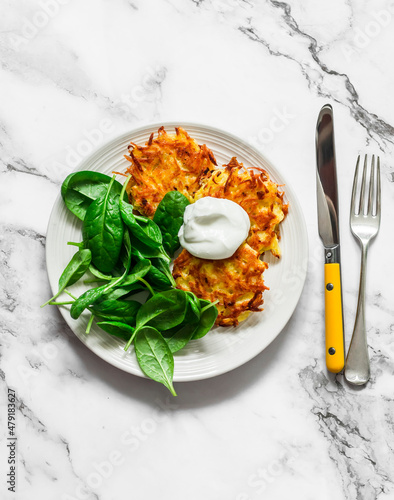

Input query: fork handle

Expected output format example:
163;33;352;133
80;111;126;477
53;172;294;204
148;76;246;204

324;263;345;372
344;244;370;385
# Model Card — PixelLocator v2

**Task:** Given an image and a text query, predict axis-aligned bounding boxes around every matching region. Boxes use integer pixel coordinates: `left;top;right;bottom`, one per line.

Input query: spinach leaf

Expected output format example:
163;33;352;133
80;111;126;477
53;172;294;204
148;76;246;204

41;249;92;307
164;291;200;327
135;289;188;332
82;176;124;273
99;284;143;301
161;293;201;352
192;299;218;339
91;299;141;324
150;257;176;288
70;232;133;319
134;326;177;396
120;201;163;249
88;264;113;281
115;230;134;274
146;266;173;291
186;291;201;319
70;278;122;319
153;191;190;256
161;296;217;344
119;176;163;249
70;283;111;319
128;240;175;288
61;171;125;220
96;321;135;341
97;259;150;300
129;237;169;262
115;259;151;287
166;323;198;353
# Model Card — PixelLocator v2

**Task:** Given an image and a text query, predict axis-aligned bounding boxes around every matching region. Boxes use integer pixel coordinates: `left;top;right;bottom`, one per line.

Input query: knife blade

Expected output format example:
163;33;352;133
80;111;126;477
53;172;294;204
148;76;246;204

315;104;345;373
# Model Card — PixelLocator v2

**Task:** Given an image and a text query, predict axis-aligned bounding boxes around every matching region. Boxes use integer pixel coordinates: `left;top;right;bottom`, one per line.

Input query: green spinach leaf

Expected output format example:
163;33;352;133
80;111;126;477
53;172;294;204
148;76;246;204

70;283;110;319
128;240;175;287
96;321;135;341
97;259;151;300
186;291;201;319
146;266;173;291
135;289;188;332
82;176;124;273
99;283;143;302
150;257;176;288
120;201;163;249
161;293;201;352
134;326;177;396
166;323;198;353
88;264;113;281
70;232;132;319
91;299;141;324
129;237;169;262
153;191;190;256
61;171;125;220
115;259;151;287
192;299;218;339
41;249;92;307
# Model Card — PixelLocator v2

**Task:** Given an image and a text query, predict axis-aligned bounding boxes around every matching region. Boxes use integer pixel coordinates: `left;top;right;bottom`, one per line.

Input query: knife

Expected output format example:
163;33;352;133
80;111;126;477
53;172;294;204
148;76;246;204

315;104;345;373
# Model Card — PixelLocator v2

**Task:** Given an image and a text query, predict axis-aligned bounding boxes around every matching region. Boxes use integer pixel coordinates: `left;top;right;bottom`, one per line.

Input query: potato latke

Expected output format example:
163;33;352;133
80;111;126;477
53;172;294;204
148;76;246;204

125;126;217;217
194;157;288;257
173;243;269;327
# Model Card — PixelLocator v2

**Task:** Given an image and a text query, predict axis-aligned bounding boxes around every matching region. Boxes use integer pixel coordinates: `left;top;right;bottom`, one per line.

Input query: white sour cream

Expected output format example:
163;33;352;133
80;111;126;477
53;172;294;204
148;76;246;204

178;197;250;260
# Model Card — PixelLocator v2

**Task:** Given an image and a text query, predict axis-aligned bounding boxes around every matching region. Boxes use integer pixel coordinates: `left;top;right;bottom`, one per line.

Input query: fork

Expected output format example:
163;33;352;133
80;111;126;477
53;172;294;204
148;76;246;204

344;155;381;385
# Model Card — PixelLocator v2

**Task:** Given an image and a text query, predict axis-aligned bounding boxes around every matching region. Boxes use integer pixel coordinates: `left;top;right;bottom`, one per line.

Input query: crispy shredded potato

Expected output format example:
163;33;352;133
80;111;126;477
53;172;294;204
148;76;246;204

125;126;217;217
173;243;268;327
193;157;288;257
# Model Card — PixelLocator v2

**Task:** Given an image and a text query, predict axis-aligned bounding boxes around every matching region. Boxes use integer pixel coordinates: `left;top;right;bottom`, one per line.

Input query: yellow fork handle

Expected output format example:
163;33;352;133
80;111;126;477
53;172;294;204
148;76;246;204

324;263;345;373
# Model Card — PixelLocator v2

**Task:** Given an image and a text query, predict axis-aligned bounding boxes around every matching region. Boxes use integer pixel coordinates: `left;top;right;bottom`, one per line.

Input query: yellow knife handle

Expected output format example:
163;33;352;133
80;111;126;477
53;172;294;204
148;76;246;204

324;263;345;373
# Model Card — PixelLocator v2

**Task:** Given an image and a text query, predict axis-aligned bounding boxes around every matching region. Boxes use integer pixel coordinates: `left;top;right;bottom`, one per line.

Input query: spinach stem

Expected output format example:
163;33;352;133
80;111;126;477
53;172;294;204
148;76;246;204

167;272;176;287
48;300;74;306
120;174;132;202
168;383;177;397
107;259;131;291
41;291;61;308
157;259;176;287
67;241;84;248
137;277;155;296
64;290;78;300
201;300;219;313
85;313;95;334
124;327;139;351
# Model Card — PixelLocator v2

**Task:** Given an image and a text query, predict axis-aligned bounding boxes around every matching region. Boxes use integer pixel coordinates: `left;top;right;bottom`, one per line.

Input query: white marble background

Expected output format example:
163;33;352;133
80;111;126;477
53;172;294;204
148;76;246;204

1;0;394;499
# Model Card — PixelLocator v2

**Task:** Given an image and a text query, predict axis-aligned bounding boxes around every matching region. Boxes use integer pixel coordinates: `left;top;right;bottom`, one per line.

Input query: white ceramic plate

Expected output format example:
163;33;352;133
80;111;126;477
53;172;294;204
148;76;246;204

46;122;308;382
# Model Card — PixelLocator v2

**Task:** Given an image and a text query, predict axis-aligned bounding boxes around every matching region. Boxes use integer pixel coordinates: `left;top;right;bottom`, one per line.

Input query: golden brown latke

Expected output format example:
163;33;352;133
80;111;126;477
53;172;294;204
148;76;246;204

173;243;269;327
193;157;288;257
125;126;217;217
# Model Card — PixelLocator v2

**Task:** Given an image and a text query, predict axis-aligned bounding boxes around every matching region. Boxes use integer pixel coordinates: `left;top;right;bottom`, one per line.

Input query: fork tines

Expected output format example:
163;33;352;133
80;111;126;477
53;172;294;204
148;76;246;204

351;154;381;217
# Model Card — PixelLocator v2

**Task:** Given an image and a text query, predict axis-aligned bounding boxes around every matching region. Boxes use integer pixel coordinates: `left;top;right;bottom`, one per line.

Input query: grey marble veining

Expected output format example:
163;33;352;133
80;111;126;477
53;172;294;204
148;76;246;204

1;1;394;499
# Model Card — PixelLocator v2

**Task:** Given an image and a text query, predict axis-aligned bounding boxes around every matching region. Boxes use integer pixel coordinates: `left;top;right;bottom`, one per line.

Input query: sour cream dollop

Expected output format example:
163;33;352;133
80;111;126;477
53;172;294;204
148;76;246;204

178;197;250;260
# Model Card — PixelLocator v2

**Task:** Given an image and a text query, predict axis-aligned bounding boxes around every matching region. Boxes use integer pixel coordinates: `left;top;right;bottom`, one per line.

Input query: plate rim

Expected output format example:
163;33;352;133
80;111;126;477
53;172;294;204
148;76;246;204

45;121;308;382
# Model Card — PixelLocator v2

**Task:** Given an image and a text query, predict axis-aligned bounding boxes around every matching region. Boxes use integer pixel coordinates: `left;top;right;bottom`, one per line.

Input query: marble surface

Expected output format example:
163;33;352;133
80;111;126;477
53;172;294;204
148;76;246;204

1;1;394;499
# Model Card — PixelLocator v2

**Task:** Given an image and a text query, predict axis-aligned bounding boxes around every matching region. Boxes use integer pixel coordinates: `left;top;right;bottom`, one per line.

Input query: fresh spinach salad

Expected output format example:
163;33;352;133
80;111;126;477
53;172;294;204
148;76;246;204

43;171;218;396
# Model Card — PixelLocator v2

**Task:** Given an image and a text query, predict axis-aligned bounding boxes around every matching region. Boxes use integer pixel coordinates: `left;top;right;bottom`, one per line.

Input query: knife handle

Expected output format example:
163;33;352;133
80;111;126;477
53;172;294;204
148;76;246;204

324;263;345;373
